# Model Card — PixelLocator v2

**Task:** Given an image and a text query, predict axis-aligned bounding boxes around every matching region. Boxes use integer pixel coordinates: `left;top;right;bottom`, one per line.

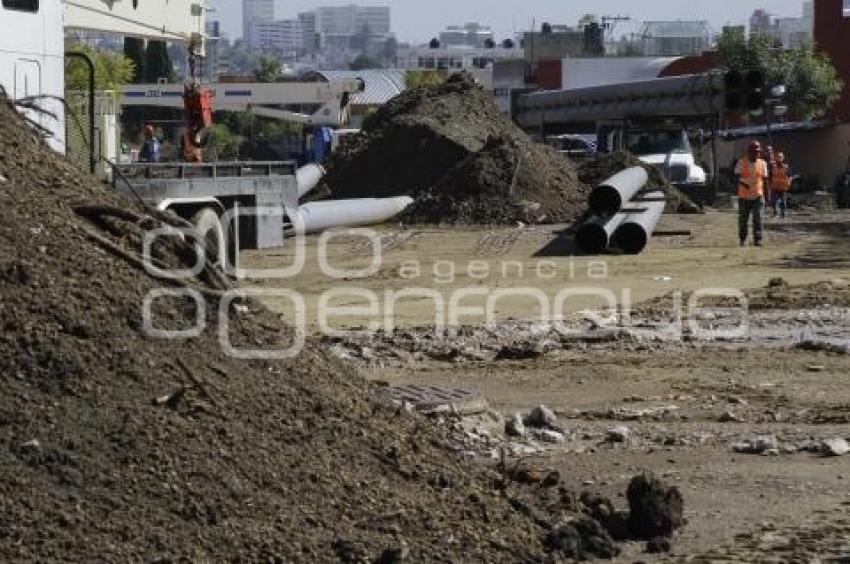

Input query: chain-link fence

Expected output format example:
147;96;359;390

65;90;120;180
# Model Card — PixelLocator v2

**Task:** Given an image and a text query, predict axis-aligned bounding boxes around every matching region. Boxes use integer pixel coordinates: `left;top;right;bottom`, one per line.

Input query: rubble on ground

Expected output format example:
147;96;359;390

324;73;589;225
0;94;634;561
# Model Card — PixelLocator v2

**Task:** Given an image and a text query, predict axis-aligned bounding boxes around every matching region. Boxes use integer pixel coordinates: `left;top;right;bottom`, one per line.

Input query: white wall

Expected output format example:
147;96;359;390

0;0;65;152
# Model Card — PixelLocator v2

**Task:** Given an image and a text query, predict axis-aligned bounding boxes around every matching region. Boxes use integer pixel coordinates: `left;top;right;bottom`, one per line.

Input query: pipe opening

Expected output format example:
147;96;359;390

588;186;623;216
613;223;649;255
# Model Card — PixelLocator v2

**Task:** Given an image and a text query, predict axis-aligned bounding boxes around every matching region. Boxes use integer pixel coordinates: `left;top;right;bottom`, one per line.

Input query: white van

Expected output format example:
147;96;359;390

0;0;66;152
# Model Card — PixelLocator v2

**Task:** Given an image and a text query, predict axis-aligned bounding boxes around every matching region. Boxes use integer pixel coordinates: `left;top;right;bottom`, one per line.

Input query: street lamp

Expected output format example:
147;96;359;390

760;84;787;148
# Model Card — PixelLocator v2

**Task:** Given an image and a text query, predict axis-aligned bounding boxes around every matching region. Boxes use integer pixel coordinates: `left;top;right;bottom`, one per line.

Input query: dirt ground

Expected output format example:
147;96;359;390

243;208;850;560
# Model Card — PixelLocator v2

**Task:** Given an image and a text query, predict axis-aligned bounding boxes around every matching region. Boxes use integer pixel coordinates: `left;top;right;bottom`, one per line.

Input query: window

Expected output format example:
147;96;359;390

844;0;850;17
2;0;38;12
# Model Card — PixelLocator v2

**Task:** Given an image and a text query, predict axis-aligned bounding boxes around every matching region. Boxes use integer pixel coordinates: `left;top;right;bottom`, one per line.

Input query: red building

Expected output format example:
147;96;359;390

814;0;850;121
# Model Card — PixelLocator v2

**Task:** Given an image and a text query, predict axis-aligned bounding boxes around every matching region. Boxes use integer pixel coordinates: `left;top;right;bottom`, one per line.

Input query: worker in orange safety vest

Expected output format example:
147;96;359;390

771;151;794;218
734;140;769;247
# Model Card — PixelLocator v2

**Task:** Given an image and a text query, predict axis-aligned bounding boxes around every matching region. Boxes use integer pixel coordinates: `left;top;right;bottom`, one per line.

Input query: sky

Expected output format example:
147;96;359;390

208;0;809;44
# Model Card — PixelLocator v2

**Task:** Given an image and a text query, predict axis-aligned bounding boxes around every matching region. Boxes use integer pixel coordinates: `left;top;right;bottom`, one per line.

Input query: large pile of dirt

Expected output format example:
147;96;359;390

325;73;588;225
0;98;661;560
578;152;701;214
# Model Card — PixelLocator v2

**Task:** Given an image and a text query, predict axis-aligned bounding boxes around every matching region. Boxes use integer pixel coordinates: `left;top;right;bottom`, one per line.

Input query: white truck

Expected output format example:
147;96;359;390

512;73;725;192
597;122;708;188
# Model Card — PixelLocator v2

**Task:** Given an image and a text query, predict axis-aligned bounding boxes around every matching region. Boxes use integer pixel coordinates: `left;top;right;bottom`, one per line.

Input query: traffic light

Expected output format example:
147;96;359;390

724;70;765;112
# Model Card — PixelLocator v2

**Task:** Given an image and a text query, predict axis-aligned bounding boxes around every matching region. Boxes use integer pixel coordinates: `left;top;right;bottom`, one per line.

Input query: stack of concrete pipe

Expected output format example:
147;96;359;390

576;166;665;255
289;164;413;235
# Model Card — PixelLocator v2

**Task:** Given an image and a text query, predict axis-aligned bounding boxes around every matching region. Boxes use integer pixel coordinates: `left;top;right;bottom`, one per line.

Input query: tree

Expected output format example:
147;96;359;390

66;43;135;91
382;36;399;67
578;14;599;29
349;54;382;71
717;29;843;119
223;42;261;75
123;37;146;84
144;40;176;83
351;24;371;51
206;123;244;161
254;56;284;83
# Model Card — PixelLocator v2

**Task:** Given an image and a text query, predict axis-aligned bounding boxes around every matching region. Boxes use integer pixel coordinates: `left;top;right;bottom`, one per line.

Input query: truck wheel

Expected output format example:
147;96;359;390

190;207;225;267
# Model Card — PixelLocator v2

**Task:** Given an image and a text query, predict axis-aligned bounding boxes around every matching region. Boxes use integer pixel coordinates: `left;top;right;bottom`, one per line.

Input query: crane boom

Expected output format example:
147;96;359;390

63;0;206;47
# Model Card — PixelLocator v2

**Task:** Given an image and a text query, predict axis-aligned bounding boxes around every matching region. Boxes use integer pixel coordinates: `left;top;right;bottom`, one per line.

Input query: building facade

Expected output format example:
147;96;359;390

396;44;523;71
638;21;713;56
749;3;814;48
314;5;391;36
253;20;305;53
815;0;850;121
242;0;274;48
439;23;495;48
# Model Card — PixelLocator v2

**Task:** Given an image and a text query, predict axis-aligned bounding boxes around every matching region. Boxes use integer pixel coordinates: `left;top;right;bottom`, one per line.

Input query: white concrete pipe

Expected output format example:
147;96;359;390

575;212;627;254
611;191;666;255
286;196;414;235
295;163;326;199
588;166;649;216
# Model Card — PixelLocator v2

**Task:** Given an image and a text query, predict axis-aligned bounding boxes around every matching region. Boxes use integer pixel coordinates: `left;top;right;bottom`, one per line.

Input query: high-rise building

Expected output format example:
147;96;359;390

254;20;305;53
299;11;319;53
243;0;274;48
314;5;391;36
749;3;814;48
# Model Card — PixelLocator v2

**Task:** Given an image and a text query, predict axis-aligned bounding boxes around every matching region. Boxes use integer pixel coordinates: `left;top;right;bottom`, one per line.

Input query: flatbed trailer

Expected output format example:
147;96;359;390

113;161;302;263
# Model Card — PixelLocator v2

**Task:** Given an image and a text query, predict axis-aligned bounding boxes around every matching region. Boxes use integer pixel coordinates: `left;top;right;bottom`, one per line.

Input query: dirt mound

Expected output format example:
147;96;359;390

325;73;588;225
0;98;646;561
578;152;701;214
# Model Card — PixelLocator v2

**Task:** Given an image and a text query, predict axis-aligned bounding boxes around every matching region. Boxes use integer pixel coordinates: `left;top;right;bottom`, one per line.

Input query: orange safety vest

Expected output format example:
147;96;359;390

738;157;768;199
772;163;791;193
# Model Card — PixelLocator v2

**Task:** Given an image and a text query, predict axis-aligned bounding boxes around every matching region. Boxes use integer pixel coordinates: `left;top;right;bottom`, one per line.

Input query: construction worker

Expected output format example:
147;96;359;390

734;140;769;247
763;145;776;205
139;125;161;163
771;151;793;218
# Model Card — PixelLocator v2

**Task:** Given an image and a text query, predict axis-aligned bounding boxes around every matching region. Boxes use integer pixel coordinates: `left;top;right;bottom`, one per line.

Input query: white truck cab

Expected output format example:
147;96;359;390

598;123;707;187
0;0;66;152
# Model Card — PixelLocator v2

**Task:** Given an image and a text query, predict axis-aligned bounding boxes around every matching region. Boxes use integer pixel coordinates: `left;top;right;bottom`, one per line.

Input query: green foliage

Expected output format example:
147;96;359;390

66;43;135;91
207;123;244;161
123;37;146;84
254;56;285;83
717;29;843;119
349;54;383;71
222;41;261;75
144;40;176;83
405;70;446;89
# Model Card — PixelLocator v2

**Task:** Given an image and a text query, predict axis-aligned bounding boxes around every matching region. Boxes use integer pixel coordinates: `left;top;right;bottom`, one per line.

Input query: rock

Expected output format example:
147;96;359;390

627;475;684;539
646;536;672;553
0;174;7;183
504;412;526;438
732;435;779;454
374;541;410;563
544;518;620;559
19;439;41;451
807;365;827;373
719;410;744;423
821;437;850;457
525;404;557;429
541;470;560;488
533;429;567;444
606;426;631;443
